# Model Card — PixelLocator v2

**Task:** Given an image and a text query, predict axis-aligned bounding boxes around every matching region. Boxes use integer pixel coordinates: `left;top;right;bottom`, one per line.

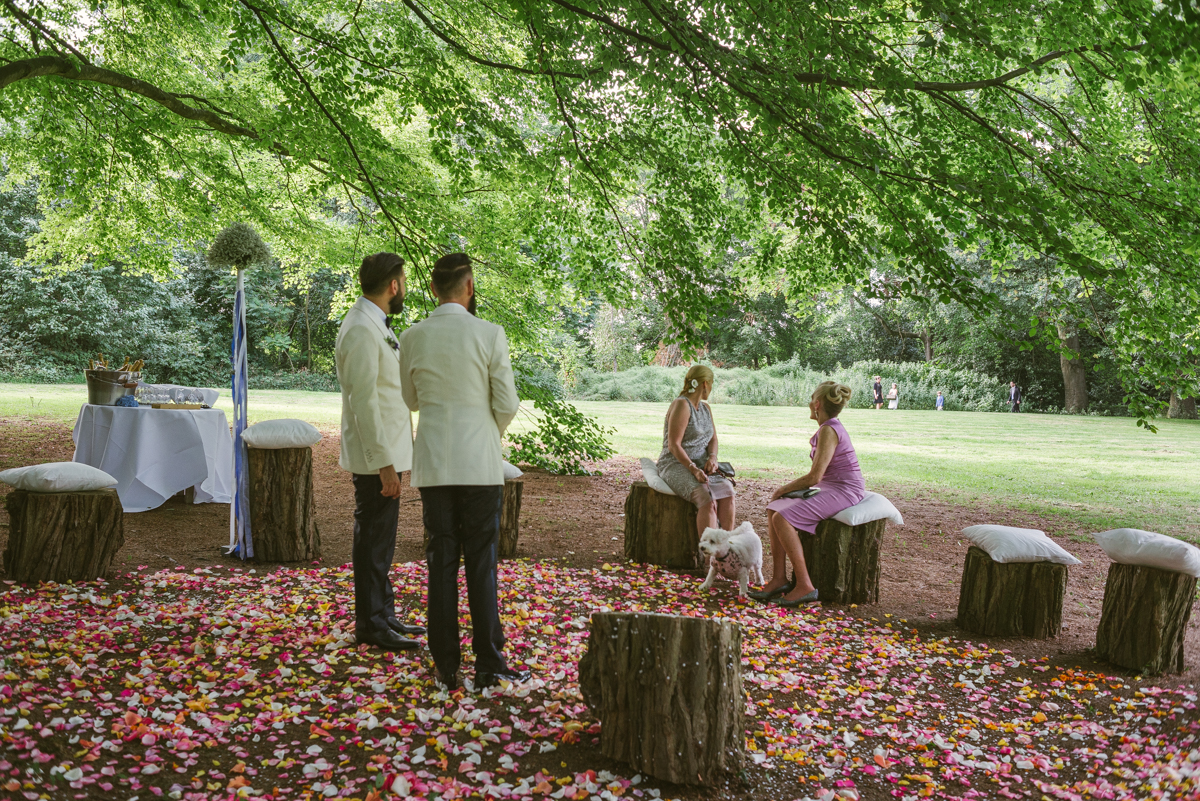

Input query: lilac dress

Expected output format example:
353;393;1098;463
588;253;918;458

766;418;866;534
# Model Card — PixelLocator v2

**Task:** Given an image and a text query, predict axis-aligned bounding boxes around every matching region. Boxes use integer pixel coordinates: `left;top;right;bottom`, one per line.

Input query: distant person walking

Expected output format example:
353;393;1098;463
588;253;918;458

935;391;944;411
872;376;884;409
887;383;899;410
1009;381;1022;412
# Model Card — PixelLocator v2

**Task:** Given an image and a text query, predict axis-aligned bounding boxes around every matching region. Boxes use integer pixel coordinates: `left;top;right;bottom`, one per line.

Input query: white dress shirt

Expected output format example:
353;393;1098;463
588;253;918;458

335;297;413;474
398;303;520;487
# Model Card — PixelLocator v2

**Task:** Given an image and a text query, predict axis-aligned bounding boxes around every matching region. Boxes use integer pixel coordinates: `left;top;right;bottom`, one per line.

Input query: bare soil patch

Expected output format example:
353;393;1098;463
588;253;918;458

1;418;1197;684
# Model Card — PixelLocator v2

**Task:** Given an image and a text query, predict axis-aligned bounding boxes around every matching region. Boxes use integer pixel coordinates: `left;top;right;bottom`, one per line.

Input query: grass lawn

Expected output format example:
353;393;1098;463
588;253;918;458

3;383;1198;538
567;400;1200;540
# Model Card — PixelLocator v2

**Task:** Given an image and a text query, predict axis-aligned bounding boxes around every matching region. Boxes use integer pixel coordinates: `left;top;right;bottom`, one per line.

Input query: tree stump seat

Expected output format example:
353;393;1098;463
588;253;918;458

956;546;1067;638
3;488;124;583
623;481;700;569
578;612;744;785
422;479;523;559
247;446;320;562
800;516;887;604
1095;563;1196;675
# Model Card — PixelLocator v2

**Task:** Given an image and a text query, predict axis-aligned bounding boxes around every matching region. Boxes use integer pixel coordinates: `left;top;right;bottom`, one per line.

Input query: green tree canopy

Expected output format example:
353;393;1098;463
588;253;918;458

2;0;1198;416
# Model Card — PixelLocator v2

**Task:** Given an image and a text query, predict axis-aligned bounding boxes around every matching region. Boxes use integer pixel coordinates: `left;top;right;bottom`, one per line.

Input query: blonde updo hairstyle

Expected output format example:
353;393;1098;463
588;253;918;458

681;365;715;397
813;380;853;418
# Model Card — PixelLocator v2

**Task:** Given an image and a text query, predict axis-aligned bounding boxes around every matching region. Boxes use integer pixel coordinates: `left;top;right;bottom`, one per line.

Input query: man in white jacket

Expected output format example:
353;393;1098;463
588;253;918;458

398;252;526;691
335;252;424;652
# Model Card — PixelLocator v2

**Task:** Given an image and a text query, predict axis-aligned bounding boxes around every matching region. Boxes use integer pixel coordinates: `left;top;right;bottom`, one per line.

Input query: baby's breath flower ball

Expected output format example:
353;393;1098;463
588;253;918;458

206;222;271;270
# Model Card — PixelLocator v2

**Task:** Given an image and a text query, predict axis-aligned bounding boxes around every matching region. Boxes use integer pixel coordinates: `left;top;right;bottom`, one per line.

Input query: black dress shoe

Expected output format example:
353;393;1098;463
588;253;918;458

746;580;795;602
387;617;427;636
435;670;461;691
357;629;421;652
475;667;531;691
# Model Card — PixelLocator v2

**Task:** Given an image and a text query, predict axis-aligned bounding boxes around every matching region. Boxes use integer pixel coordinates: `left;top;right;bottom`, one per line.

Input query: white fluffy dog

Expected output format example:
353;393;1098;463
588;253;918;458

698;521;765;597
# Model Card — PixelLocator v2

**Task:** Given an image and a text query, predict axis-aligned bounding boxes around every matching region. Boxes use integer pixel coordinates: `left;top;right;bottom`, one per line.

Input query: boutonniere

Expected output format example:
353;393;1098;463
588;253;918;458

385;333;399;351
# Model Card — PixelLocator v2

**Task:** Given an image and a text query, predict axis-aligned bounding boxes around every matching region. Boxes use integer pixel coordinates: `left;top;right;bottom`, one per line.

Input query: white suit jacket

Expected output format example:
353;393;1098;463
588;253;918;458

335;297;413;475
398;303;520;487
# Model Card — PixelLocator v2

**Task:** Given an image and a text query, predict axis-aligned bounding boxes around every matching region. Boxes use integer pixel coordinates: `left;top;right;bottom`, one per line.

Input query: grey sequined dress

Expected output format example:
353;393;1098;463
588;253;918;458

656;398;734;505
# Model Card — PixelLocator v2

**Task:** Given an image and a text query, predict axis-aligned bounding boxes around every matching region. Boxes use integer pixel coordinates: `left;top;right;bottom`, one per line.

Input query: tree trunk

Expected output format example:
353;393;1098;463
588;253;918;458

1168;391;1198;420
247;447;321;562
623;481;700;569
956;546;1067;638
1095;563;1196;675
3;489;124;583
1056;323;1087;413
800;517;886;604
922;328;933;362
498;480;522;559
423;480;523;559
578;612;744;785
304;289;312;371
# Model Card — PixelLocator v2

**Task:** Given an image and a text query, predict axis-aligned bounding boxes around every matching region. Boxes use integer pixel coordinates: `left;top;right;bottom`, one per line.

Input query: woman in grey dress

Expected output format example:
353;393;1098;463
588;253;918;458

656;365;736;539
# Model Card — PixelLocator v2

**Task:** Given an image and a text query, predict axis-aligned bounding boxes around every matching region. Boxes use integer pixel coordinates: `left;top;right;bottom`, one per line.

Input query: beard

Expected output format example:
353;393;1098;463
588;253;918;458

467;291;477;316
388;292;405;315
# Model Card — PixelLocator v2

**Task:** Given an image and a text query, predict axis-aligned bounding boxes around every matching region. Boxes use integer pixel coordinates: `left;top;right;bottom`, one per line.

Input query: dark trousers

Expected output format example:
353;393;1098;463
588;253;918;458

351;473;400;636
420;485;507;677
1010;401;1021;412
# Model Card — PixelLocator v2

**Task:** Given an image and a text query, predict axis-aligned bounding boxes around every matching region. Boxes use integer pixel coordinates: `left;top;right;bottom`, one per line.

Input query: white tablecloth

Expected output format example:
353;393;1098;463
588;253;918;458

72;405;234;513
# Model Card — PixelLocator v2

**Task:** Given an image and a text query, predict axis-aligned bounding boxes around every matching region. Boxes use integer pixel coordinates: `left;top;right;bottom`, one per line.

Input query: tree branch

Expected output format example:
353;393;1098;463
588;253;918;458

402;0;588;79
0;55;263;141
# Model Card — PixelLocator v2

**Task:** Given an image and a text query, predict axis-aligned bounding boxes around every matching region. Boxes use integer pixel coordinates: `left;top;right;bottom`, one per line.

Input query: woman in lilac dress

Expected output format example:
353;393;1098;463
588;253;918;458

750;381;866;606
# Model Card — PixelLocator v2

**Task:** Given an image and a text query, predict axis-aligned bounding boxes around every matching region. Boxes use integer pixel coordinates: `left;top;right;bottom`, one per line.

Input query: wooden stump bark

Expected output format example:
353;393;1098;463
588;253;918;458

1095;563;1196;675
422;480;523;559
3;489;124;583
247;447;321;562
956;546;1067;638
498;480;523;559
623;482;700;569
800;517;886;604
578;612;743;785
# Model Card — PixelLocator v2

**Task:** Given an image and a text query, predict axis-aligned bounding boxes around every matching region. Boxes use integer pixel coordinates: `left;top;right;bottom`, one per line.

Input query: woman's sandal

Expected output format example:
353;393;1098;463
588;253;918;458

746;580;795;603
772;589;819;608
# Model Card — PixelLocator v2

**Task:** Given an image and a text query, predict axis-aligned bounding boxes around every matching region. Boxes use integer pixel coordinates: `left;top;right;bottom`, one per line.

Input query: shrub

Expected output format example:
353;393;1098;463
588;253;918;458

570;359;1014;412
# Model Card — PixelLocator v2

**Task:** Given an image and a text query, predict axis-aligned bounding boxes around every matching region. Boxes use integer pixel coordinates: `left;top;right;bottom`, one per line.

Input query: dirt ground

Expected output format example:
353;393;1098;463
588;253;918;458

2;416;1198;685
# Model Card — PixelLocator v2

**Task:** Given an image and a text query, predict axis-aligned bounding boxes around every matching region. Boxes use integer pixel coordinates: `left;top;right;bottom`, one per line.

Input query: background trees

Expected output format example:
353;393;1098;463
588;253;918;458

1;0;1197;419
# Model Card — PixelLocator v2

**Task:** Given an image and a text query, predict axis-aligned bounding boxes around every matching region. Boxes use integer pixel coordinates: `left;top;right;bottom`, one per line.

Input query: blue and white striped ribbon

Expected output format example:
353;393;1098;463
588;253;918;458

228;268;253;559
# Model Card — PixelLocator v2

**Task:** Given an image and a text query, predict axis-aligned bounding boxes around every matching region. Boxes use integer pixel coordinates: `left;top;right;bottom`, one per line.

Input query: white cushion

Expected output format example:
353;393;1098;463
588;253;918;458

0;462;118;493
639;457;676;496
1093;528;1200;578
241;419;323;449
962;524;1081;565
833;491;904;526
502;461;524;481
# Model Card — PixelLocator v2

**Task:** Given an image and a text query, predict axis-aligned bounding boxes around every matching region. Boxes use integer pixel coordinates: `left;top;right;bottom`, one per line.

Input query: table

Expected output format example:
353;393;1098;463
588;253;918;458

72;404;234;513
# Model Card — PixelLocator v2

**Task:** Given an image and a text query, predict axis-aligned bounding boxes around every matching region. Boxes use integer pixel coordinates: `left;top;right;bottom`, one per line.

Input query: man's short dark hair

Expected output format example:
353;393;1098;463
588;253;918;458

431;252;473;296
359;252;405;295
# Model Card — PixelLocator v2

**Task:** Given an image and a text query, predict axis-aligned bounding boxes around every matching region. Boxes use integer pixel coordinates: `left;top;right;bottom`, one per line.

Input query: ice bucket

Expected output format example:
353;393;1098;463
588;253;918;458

85;369;141;406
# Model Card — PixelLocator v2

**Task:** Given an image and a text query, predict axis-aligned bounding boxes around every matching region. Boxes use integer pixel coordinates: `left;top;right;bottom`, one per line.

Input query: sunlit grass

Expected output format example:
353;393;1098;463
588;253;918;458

3;384;1197;539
